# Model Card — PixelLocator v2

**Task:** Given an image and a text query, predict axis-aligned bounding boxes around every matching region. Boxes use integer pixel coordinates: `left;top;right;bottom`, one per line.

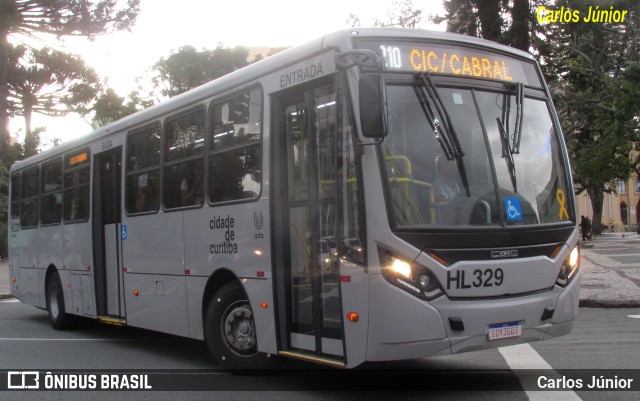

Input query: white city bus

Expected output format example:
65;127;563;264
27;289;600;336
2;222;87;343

8;28;580;369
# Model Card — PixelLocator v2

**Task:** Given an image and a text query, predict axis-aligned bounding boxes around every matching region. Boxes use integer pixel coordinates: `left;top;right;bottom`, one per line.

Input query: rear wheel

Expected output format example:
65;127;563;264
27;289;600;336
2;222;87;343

204;282;277;370
46;271;76;330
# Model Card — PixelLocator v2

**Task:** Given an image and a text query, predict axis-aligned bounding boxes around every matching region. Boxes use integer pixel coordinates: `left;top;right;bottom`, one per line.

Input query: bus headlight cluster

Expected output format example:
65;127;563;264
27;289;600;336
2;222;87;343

381;252;443;300
556;245;580;287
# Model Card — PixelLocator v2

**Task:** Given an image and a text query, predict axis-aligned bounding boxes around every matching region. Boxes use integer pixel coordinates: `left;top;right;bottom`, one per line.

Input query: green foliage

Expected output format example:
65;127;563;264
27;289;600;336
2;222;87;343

93;88;153;127
438;0;536;51
152;45;249;98
374;0;424;28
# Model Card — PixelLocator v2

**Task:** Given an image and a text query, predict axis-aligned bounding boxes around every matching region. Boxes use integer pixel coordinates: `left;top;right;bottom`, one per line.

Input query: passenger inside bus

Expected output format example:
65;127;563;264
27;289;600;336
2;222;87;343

181;160;204;206
136;177;157;212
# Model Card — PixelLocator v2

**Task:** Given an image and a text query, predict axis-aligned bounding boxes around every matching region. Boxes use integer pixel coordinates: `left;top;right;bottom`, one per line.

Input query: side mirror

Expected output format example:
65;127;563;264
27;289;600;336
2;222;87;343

359;73;388;139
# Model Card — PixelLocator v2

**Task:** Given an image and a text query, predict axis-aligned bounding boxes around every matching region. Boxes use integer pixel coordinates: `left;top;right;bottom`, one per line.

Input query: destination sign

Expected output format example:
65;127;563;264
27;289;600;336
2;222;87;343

65;148;90;169
358;41;541;87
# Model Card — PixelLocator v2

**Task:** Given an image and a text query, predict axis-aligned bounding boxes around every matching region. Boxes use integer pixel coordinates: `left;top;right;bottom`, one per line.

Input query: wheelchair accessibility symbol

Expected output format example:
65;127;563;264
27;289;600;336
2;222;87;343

504;198;523;221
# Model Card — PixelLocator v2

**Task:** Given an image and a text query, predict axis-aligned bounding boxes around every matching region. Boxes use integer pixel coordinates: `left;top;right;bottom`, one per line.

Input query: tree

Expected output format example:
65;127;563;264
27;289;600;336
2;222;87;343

93;87;152;127
152;45;249;98
8;44;101;156
0;0;140;162
374;0;424;28
438;0;538;51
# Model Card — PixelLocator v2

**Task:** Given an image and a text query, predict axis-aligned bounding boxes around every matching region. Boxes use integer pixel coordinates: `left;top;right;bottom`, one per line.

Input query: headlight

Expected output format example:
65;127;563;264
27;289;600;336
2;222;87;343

381;252;443;300
556;245;580;287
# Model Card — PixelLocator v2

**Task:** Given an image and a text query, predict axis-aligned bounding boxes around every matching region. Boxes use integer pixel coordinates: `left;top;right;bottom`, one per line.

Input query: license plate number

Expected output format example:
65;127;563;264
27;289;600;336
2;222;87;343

488;321;523;341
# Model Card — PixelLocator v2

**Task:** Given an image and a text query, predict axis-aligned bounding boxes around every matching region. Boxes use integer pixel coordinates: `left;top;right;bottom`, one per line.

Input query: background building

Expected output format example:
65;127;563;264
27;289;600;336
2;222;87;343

575;172;640;234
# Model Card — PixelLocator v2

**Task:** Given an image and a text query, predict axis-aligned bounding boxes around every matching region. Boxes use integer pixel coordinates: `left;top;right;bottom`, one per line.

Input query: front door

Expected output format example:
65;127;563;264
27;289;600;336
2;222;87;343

273;79;346;361
93;147;124;317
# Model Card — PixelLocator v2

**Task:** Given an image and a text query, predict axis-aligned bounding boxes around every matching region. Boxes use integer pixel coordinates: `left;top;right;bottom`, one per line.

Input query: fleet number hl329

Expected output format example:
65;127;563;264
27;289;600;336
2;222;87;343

447;268;504;290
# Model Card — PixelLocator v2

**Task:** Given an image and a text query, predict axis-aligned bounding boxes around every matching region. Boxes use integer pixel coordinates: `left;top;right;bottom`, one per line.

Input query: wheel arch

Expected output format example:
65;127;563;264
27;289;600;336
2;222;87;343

44;264;60;294
201;268;244;321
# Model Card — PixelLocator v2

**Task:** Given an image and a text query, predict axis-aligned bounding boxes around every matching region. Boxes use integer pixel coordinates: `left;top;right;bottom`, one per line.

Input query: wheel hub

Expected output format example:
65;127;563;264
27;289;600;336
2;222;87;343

223;303;257;353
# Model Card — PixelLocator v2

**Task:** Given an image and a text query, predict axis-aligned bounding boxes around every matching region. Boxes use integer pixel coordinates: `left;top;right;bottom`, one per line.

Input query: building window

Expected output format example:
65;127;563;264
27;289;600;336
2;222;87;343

620;201;628;225
635;177;639;193
617;179;626;194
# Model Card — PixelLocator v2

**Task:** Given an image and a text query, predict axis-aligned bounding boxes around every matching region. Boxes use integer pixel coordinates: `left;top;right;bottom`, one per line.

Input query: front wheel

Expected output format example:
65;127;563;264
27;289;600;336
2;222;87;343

204;282;277;370
46;271;76;330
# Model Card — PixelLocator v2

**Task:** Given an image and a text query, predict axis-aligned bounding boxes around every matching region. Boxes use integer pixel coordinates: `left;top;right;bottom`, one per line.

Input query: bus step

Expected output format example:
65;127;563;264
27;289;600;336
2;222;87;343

278;350;345;368
98;316;126;326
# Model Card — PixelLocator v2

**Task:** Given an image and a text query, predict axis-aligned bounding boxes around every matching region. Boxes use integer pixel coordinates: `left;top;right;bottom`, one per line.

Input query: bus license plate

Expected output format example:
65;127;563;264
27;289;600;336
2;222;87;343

488;321;523;341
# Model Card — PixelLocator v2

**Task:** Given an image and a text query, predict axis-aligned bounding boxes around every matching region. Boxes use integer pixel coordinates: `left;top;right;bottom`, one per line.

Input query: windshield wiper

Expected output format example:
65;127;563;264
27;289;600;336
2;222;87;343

496;83;525;193
512;82;523;154
496;118;518;193
414;72;470;197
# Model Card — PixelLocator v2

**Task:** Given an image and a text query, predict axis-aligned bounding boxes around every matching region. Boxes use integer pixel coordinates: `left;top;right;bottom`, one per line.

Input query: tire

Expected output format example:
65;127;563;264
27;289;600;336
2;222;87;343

204;282;277;370
46;271;76;330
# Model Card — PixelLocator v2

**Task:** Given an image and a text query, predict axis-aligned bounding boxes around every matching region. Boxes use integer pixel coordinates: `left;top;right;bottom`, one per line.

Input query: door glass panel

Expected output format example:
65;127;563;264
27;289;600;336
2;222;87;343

286;82;345;346
286;96;314;334
313;85;341;334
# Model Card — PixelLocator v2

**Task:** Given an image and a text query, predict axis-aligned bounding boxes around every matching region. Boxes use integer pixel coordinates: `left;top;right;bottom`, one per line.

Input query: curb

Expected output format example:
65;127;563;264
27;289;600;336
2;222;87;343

579;299;640;309
0;293;15;300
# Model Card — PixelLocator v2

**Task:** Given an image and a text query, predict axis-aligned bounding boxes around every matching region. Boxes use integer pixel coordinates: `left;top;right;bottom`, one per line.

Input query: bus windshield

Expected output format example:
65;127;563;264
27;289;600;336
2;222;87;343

381;79;571;229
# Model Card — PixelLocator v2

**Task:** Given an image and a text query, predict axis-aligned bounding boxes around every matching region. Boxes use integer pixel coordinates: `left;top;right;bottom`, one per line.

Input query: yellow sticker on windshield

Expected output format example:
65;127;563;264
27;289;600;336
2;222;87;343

556;189;570;220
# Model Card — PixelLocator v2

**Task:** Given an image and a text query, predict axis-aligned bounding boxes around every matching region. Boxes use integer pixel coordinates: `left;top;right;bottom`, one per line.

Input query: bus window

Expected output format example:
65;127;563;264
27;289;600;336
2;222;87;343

163;109;205;208
64;148;90;222
209;88;262;203
20;166;39;228
126;124;160;214
40;159;63;225
10;172;20;219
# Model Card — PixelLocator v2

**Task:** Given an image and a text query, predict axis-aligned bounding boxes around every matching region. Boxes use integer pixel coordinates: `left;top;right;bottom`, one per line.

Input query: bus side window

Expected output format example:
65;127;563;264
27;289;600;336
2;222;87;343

10;172;21;219
20;166;39;228
126;124;160;214
40;159;63;225
209;88;262;204
63;148;90;222
163;109;205;209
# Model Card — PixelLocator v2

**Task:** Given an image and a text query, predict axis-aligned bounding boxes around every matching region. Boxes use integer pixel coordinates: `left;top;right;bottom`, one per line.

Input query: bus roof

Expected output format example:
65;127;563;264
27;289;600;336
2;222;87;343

11;28;534;171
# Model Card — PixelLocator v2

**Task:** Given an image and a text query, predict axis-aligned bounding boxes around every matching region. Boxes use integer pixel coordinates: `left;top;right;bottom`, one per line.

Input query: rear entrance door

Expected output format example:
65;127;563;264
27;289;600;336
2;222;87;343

93;147;125;318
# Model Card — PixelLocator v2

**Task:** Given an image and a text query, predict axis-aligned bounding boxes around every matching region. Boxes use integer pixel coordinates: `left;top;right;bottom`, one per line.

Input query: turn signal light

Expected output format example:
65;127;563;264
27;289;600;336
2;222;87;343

260;302;268;309
133;290;139;296
347;312;359;322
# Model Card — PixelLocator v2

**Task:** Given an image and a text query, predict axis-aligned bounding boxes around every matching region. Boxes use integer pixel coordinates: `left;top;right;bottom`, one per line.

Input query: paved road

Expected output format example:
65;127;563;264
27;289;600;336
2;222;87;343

1;298;638;400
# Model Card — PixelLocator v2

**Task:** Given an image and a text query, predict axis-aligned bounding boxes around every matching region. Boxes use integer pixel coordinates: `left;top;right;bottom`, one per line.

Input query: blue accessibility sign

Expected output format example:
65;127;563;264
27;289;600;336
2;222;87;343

504;198;523;221
121;224;128;240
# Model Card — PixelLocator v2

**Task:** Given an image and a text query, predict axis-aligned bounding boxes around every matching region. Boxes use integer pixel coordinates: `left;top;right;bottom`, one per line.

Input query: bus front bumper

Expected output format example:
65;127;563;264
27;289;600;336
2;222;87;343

366;271;580;361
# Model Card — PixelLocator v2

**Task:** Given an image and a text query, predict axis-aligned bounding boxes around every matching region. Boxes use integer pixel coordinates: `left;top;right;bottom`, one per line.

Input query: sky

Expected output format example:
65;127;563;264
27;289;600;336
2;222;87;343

8;0;445;148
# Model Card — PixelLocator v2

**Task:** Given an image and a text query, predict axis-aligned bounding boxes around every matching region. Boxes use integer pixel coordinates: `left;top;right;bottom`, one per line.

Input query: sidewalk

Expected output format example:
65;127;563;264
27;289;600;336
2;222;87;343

579;232;640;308
1;234;638;306
0;262;11;300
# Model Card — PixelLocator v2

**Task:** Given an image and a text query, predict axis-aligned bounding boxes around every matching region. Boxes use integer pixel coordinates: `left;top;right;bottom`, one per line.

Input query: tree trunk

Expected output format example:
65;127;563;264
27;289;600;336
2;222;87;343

511;0;530;51
0;33;9;164
587;184;605;235
475;0;502;42
23;106;37;157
